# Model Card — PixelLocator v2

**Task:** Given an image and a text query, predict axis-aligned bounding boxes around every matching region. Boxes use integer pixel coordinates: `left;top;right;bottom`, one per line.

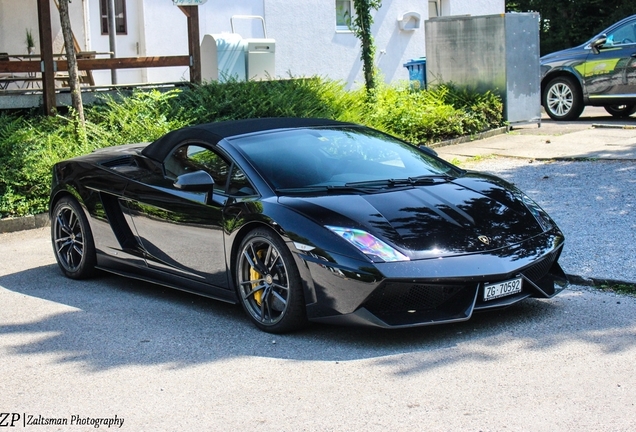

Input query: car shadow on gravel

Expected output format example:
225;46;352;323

1;263;635;374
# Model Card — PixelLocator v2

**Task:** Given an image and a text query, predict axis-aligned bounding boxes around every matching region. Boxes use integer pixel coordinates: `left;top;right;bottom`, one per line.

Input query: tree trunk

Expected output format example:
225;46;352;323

352;0;381;95
58;0;85;127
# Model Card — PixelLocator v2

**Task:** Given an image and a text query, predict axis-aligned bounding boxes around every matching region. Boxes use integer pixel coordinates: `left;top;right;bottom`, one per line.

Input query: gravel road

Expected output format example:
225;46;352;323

461;158;636;284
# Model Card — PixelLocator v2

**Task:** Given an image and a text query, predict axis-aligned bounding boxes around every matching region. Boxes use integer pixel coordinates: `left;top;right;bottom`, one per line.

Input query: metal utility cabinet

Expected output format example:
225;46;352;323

200;16;275;83
200;33;247;82
245;39;276;80
425;13;541;125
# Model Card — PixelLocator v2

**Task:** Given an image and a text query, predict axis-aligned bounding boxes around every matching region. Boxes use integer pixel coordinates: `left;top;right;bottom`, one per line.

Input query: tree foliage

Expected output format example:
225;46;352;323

351;0;382;93
506;0;635;55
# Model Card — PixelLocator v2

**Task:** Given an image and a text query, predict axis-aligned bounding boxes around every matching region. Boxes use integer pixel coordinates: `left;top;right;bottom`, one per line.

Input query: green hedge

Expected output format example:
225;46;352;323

0;78;503;218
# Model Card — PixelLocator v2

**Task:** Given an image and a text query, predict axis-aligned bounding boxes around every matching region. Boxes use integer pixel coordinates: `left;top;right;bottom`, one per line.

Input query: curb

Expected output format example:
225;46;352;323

428;126;511;149
592;123;636;130
0;213;49;234
566;274;636;292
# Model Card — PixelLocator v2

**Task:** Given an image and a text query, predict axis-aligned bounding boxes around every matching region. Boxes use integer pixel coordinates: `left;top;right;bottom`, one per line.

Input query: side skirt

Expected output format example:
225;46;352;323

95;256;238;305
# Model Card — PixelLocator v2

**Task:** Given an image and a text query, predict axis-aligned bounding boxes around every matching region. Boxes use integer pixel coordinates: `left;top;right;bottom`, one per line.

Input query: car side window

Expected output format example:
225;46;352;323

228;164;256;196
164;143;230;193
605;21;636;46
164;143;256;196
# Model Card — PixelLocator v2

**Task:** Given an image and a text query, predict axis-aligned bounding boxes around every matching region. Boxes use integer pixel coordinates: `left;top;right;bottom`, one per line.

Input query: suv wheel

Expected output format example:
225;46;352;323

542;76;584;121
604;104;636;118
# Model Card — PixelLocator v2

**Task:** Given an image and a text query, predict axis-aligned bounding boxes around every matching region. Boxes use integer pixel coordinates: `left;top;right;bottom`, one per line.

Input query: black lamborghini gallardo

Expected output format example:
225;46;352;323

50;118;567;333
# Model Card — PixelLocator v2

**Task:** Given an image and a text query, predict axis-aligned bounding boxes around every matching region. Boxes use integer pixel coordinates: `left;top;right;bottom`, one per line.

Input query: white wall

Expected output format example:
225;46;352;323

215;0;431;88
190;0;506;88
138;1;189;83
0;0;85;57
88;0;144;84
446;0;505;16
0;0;505;88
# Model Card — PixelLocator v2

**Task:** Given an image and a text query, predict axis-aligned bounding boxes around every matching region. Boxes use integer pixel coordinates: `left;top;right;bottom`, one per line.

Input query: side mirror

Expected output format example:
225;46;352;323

591;35;607;54
174;170;215;191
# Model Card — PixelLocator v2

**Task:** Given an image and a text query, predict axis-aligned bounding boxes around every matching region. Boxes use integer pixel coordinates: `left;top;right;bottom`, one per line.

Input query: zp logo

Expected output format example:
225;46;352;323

0;413;20;427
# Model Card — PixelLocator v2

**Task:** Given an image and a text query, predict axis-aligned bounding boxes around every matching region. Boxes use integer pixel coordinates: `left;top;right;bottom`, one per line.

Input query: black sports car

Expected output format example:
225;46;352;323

50;118;567;333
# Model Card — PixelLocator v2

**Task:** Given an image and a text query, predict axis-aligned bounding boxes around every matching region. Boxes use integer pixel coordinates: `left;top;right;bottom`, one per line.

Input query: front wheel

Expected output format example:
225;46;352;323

604;104;636;118
51;196;97;279
542;76;584;121
236;228;308;333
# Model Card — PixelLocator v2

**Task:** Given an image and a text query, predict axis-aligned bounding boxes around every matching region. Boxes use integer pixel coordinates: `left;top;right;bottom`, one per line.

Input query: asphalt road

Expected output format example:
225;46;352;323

1;107;635;431
1;228;635;431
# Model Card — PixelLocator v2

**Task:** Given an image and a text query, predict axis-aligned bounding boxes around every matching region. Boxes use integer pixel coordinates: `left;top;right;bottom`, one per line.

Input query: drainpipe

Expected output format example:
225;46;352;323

108;0;118;84
82;0;91;50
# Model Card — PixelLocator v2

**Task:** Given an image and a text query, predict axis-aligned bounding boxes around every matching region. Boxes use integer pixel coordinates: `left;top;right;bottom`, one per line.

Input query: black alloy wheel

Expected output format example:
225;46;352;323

604;104;636;118
236;228;307;333
51;196;97;279
543;76;584;121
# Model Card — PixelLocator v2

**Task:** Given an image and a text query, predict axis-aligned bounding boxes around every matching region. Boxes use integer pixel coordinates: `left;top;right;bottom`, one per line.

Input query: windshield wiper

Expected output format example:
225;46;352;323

276;175;455;195
407;174;455;184
275;185;380;195
345;174;454;188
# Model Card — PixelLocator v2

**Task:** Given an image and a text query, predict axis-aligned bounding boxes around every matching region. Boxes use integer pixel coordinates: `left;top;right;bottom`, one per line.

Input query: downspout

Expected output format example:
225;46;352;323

108;0;118;84
82;0;90;50
138;0;147;82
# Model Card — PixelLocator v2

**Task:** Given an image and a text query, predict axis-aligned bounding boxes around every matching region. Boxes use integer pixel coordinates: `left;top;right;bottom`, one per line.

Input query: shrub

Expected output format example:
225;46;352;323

172;77;356;124
362;83;503;144
0;90;187;218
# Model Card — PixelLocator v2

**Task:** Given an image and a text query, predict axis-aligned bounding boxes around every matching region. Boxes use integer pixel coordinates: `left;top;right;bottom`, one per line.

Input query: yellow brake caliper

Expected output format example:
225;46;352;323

250;250;265;306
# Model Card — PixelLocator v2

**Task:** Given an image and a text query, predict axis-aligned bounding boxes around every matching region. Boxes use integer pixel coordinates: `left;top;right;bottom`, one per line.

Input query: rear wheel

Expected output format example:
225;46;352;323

51;196;97;279
604;104;636;118
236;228;307;333
542;76;584;121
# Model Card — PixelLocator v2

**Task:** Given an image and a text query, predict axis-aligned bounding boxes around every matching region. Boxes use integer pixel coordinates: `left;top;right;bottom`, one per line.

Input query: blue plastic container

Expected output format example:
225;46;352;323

403;57;427;90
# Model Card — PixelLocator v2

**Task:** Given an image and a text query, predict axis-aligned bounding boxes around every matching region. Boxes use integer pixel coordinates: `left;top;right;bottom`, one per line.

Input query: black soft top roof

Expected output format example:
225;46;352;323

141;117;354;162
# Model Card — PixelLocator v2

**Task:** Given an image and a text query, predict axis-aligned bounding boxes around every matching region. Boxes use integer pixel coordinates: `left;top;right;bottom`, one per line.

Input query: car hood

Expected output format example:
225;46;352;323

540;45;589;67
278;173;545;260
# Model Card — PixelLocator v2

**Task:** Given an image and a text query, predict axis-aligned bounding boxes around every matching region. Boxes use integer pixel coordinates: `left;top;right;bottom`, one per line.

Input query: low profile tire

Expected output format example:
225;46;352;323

51;196;97;279
236;228;308;333
542;76;584;121
604;104;636;118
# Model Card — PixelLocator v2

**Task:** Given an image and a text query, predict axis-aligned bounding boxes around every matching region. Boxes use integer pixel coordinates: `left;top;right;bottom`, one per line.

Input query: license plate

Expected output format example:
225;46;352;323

483;277;522;301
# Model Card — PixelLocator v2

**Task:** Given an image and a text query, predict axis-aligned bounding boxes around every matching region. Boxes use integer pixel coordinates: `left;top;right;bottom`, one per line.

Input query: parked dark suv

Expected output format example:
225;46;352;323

541;15;636;120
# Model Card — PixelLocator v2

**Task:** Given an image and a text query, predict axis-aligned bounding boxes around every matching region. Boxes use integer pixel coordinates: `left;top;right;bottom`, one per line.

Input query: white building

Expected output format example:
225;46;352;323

0;0;504;88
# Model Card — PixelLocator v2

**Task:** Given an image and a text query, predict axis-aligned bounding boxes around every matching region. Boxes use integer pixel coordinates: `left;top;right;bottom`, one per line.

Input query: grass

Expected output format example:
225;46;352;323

450;154;498;168
598;282;636;296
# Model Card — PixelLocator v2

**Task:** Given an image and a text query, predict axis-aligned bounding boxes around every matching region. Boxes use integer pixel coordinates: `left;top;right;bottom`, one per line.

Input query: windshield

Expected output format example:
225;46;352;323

230;126;461;192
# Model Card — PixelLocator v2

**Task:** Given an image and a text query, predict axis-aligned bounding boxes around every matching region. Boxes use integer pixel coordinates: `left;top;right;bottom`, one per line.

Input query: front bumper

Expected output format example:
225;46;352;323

302;234;567;328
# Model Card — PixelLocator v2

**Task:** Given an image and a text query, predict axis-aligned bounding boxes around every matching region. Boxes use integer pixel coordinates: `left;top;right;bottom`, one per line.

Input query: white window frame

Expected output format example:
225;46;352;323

336;0;353;32
100;0;127;35
429;0;440;19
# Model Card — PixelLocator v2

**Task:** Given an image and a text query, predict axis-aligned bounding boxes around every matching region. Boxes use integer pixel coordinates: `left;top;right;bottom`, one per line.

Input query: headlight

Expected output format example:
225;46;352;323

326;226;410;263
521;194;554;232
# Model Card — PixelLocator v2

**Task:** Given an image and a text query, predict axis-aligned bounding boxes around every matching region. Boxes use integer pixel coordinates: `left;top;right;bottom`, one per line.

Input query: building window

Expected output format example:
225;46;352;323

429;1;439;18
336;0;353;31
100;0;127;35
